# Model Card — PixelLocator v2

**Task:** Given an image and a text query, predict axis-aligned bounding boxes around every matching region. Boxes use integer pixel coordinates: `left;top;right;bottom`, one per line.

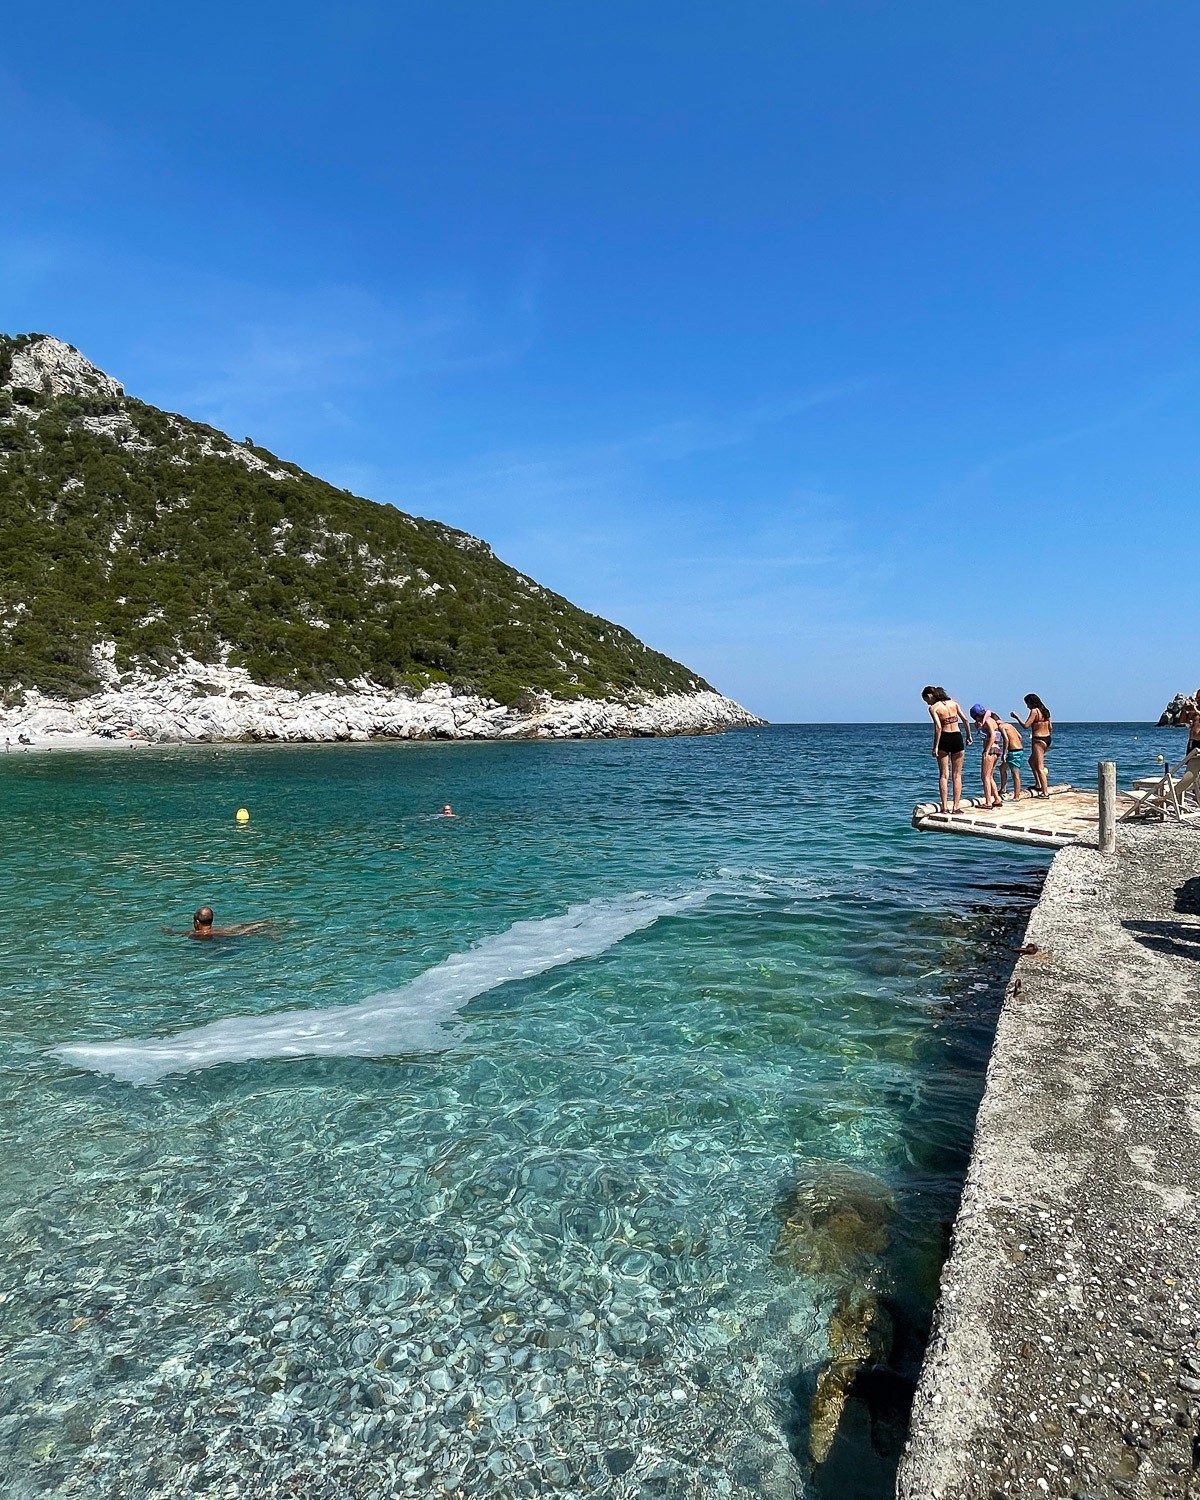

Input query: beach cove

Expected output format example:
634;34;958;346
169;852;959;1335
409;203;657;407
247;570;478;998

0;723;1170;1497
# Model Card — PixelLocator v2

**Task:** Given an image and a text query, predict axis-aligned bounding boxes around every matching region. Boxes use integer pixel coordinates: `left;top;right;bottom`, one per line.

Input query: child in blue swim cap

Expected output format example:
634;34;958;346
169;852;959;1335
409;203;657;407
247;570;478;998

970;705;1004;810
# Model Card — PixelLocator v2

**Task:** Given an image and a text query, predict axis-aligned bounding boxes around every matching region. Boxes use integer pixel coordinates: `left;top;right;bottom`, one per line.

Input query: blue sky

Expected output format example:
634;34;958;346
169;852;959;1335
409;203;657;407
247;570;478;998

3;1;1198;721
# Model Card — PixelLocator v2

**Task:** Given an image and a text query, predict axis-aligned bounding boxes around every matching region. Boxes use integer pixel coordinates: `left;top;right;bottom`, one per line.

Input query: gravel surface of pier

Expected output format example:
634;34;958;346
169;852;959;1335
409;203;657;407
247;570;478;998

899;822;1200;1499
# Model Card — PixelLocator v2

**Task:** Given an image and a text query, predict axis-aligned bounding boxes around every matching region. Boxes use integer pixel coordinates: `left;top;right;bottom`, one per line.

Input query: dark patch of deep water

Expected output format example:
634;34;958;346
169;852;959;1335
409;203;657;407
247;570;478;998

0;723;1164;1498
804;877;1042;1498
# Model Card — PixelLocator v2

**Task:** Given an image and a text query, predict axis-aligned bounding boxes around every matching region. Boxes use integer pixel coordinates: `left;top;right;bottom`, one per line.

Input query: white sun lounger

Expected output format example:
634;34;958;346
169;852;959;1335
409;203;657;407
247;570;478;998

1121;750;1200;821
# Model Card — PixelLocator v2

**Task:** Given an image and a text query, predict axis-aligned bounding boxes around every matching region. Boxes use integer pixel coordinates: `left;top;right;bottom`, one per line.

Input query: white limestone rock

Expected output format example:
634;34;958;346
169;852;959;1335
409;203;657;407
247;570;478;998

0;656;762;746
4;336;124;401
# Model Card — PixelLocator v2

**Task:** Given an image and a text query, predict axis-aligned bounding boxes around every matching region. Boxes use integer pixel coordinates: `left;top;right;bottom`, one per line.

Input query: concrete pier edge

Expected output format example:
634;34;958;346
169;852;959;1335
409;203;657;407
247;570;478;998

898;821;1200;1500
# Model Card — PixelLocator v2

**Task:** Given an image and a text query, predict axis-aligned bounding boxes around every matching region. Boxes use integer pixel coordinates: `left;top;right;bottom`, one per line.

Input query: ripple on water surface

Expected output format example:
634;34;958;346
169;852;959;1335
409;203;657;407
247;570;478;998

0;725;1115;1498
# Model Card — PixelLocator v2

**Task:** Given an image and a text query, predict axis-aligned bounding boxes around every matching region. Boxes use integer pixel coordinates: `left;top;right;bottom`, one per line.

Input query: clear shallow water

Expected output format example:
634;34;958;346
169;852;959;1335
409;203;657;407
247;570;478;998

0;723;1168;1498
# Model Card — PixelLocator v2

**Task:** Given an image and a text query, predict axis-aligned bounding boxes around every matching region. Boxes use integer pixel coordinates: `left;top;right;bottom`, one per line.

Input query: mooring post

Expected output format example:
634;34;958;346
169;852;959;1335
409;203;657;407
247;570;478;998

1098;760;1117;854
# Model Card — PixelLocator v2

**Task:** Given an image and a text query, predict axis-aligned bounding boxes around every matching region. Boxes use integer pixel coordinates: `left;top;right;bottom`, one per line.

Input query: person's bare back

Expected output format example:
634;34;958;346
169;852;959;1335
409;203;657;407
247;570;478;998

182;906;278;940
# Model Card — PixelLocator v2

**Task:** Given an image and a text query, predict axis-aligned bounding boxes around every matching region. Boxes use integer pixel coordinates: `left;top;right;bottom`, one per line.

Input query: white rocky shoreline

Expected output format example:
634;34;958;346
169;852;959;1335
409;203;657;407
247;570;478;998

0;659;762;748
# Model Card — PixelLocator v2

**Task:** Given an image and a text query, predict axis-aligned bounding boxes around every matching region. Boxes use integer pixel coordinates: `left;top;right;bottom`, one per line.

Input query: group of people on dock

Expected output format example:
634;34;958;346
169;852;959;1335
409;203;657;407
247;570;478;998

921;687;1052;815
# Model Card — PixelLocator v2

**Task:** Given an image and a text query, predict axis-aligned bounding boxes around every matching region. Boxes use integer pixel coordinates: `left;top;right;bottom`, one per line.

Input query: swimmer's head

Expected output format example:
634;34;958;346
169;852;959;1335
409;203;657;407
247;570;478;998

921;686;948;705
193;906;215;929
440;804;454;816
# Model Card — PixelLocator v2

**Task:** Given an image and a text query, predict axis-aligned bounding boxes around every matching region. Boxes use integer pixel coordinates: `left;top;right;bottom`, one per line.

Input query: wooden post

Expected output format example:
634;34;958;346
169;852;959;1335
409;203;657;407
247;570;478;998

1098;761;1117;854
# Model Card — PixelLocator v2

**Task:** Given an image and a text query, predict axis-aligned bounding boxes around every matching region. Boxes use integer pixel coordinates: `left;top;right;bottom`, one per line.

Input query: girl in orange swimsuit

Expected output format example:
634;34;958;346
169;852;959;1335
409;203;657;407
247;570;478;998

922;685;973;813
1012;693;1052;797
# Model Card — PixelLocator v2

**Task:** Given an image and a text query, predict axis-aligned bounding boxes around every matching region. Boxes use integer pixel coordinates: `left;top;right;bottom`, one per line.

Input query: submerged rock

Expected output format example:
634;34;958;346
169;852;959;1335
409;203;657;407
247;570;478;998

772;1161;893;1279
772;1161;896;1467
808;1292;893;1465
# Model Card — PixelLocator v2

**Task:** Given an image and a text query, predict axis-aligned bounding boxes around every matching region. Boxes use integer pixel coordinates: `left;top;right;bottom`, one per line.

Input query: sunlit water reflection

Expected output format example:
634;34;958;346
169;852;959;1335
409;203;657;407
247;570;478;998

0;723;1164;1497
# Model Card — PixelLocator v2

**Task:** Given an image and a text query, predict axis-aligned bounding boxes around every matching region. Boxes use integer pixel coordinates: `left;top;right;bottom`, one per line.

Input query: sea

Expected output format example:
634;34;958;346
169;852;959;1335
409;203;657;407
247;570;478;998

0;722;1171;1499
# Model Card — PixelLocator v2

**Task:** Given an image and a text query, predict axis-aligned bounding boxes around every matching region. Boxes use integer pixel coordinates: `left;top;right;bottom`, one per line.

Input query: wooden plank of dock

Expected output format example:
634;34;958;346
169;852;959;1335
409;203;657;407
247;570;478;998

911;784;1136;850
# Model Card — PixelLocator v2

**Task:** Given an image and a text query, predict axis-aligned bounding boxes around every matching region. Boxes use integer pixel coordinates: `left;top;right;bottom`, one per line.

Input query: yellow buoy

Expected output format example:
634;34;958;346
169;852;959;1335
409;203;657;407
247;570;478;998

236;807;250;823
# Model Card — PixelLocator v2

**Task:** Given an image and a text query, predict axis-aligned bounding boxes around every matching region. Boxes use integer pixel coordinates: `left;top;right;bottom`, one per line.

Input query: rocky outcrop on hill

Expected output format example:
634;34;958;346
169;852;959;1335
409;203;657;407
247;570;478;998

4;336;124;401
0;658;760;744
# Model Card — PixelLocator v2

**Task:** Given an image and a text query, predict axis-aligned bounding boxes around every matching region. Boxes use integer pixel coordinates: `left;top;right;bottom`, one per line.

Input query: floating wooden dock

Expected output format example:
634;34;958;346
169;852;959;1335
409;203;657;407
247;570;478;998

911;784;1136;850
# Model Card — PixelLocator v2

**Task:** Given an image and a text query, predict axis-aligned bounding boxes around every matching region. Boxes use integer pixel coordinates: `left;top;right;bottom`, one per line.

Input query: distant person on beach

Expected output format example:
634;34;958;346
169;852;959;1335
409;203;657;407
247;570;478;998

922;686;973;814
1011;694;1052;797
184;907;277;940
1184;693;1200;758
970;705;1004;809
998;719;1025;802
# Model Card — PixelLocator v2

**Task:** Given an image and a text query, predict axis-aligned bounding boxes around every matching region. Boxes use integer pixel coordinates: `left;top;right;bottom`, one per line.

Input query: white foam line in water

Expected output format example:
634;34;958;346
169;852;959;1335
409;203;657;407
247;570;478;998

53;890;710;1086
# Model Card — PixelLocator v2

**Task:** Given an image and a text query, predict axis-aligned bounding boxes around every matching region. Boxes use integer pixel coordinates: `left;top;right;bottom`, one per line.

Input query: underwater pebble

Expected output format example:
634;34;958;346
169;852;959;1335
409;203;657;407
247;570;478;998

0;979;987;1500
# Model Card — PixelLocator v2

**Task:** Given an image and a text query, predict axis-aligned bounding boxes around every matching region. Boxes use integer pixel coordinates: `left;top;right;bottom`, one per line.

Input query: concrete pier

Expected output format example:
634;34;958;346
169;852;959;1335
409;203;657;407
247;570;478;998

912;786;1138;851
898;823;1200;1500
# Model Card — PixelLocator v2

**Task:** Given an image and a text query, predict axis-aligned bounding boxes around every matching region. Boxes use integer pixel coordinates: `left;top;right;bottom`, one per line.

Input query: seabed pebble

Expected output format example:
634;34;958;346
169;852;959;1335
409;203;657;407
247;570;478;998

0;1102;841;1500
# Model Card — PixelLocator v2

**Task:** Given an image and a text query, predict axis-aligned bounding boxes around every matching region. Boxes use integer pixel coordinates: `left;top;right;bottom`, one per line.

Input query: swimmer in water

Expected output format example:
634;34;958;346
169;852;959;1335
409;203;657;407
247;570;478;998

184;907;277;940
440;804;454;817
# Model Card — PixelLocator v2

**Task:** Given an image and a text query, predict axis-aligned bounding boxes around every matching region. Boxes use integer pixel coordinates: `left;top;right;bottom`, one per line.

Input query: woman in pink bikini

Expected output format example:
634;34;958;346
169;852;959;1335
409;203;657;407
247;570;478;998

922;686;973;813
970;705;1005;809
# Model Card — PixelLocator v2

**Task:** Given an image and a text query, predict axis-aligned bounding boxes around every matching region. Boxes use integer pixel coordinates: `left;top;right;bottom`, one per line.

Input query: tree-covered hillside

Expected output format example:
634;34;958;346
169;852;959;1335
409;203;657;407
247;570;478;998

0;334;710;703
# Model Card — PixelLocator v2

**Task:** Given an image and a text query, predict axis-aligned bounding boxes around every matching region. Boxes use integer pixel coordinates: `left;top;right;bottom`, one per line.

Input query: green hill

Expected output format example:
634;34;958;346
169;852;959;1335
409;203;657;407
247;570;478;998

0;333;712;705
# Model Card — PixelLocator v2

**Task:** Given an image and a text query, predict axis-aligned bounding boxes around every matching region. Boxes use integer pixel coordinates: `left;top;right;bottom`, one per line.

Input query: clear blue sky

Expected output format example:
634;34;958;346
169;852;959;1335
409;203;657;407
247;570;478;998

3;2;1197;721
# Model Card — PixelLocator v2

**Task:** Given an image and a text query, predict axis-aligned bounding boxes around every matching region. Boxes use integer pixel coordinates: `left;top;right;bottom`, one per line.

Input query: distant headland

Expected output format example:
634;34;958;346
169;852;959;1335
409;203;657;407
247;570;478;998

0;334;760;743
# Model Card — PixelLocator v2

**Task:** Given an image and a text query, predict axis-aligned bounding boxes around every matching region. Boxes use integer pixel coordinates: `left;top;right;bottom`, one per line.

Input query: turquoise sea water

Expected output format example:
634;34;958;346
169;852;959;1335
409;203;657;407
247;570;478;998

0;723;1170;1498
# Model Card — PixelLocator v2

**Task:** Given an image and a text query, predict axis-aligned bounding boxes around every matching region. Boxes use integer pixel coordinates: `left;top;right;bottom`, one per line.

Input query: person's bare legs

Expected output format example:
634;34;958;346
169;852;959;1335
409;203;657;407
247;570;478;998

951;749;965;812
1009;762;1022;801
982;753;1000;808
1030;743;1048;796
938;752;950;813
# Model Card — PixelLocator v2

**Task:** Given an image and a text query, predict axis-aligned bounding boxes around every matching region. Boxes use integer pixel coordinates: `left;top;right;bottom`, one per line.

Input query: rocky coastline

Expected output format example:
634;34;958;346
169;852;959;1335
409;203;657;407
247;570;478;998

0;659;762;746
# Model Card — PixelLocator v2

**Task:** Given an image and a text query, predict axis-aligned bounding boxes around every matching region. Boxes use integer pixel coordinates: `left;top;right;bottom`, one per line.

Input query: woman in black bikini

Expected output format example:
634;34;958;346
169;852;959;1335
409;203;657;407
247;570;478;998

922;685;973;814
1012;693;1052;797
